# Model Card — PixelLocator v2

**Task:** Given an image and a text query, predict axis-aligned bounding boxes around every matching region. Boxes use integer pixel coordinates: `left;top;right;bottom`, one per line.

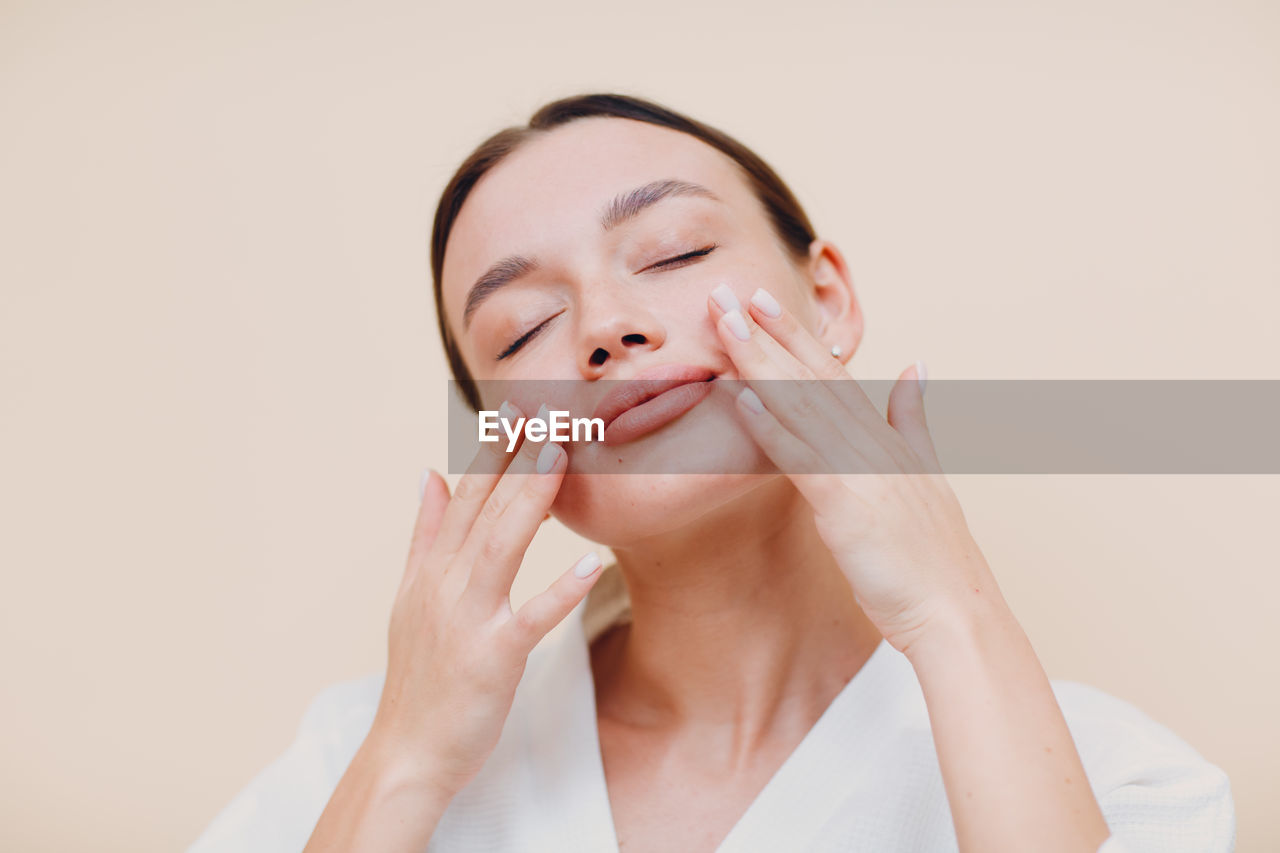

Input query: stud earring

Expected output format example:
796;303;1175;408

830;345;843;359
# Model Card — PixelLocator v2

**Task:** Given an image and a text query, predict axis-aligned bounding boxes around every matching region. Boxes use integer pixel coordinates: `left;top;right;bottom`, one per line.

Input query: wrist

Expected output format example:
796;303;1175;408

358;726;465;805
897;587;1020;669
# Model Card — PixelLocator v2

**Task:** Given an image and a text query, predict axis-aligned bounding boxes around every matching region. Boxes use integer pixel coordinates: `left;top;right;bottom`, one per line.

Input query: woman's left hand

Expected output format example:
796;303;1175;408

708;284;1002;656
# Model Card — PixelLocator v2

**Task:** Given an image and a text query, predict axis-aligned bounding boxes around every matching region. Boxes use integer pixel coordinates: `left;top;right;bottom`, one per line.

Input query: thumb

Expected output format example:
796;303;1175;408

886;361;943;475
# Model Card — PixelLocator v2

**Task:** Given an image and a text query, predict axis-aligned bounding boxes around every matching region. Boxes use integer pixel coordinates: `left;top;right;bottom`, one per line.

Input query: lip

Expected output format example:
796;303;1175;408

592;363;718;447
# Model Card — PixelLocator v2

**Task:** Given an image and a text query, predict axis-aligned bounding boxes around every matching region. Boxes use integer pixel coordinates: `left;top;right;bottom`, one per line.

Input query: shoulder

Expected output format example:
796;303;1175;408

186;672;384;853
1049;679;1236;852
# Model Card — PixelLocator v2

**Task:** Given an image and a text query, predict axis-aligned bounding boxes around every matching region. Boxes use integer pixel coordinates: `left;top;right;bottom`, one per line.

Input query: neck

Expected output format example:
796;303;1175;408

592;476;883;756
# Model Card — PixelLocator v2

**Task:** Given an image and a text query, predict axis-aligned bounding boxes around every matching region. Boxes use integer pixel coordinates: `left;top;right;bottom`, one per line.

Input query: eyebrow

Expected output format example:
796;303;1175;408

461;178;723;329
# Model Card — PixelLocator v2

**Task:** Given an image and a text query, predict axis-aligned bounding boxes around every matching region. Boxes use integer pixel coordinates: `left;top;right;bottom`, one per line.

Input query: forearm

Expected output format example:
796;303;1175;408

302;732;455;853
903;590;1111;853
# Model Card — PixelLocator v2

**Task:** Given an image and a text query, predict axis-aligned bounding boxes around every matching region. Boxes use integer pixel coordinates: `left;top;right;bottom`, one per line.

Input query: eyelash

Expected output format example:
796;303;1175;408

651;243;718;270
495;244;719;361
497;315;556;361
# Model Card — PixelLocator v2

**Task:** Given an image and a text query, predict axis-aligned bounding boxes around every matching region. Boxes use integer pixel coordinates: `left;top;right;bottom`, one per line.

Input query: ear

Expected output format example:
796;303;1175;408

806;239;863;361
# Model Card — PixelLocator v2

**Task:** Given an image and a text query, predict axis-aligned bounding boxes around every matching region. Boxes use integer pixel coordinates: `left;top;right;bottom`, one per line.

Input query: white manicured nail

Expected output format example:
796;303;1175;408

536;442;563;474
724;309;750;341
915;360;928;393
573;552;602;578
738;387;765;414
499;399;521;421
711;283;741;313
750;288;782;318
418;467;429;500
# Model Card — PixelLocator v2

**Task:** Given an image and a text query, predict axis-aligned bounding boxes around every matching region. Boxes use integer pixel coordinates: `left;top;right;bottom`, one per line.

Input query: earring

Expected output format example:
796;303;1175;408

830;345;843;359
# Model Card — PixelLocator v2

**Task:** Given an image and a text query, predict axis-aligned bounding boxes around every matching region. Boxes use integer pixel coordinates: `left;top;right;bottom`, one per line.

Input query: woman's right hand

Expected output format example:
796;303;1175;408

367;402;604;799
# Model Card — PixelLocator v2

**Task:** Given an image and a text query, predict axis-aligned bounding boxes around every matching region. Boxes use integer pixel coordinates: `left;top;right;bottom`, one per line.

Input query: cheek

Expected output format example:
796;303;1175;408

645;272;747;344
675;260;807;320
463;341;586;415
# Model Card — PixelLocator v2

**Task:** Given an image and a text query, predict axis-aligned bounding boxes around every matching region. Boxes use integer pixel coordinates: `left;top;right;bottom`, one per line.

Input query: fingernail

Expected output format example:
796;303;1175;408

750;288;782;318
537;442;563;474
535;403;549;425
915;360;928;393
418;467;430;500
573;552;603;578
711;283;741;313
737;387;765;414
724;309;750;341
500;399;521;421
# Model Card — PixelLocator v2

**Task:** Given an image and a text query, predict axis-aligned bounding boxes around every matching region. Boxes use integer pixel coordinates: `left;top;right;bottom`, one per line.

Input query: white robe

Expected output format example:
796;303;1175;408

188;563;1235;852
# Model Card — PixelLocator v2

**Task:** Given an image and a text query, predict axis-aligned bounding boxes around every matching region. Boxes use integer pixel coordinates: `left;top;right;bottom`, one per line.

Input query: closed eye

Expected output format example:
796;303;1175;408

649;244;718;271
497;314;558;361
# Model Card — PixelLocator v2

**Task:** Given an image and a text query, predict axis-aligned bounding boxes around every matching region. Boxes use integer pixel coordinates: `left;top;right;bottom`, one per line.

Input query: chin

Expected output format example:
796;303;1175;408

549;396;778;546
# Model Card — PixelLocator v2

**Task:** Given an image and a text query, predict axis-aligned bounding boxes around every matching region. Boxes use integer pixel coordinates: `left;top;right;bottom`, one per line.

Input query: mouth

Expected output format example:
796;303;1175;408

592;364;718;447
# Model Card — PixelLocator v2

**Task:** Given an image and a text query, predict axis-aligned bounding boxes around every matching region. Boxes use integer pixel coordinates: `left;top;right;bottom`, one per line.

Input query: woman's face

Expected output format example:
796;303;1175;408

440;117;837;546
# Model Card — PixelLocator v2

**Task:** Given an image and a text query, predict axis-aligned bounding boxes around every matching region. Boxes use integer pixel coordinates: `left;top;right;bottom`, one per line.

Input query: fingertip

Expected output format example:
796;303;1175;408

887;365;933;439
737;386;765;414
419;467;447;500
722;309;751;342
536;441;567;475
892;363;925;401
572;551;603;579
710;283;741;315
706;291;722;320
418;468;450;506
749;287;783;319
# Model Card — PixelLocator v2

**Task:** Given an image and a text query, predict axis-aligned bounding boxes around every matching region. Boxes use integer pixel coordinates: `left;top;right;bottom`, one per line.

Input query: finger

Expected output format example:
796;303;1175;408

731;288;915;473
714;306;856;460
503;552;605;657
734;386;830;475
401;469;451;596
461;406;569;604
710;290;814;381
746;287;850;381
432;399;525;556
745;286;883;426
467;442;567;606
463;404;555;546
735;385;851;504
886;361;944;475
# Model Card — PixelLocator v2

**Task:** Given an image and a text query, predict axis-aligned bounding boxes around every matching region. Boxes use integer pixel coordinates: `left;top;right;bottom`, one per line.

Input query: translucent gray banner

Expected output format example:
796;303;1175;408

445;380;1280;474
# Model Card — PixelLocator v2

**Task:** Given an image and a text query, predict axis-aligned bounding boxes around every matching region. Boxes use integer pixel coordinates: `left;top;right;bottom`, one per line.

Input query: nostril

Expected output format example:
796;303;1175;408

621;333;647;346
589;347;609;366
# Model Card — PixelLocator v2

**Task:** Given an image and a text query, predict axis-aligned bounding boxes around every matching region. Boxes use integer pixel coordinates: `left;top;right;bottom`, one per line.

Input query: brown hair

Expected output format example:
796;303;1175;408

430;92;818;411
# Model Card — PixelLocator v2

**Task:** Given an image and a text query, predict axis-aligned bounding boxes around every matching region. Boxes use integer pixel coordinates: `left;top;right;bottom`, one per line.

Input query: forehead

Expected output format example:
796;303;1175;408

440;117;753;324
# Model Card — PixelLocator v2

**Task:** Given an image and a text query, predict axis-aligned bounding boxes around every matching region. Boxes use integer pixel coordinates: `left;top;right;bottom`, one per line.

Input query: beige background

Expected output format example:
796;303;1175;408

2;0;1277;850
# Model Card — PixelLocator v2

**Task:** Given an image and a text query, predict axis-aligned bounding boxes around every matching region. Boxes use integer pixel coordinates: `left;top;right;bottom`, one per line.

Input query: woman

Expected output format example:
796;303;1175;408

189;93;1234;852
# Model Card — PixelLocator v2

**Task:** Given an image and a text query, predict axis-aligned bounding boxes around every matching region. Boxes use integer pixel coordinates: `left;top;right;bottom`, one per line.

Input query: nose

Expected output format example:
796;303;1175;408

576;286;667;378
